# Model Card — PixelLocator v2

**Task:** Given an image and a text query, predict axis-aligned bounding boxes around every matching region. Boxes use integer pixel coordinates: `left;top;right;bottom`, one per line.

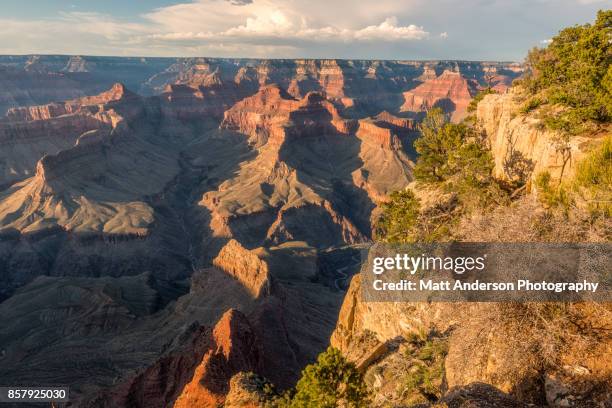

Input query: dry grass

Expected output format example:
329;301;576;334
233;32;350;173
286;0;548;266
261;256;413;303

458;196;610;243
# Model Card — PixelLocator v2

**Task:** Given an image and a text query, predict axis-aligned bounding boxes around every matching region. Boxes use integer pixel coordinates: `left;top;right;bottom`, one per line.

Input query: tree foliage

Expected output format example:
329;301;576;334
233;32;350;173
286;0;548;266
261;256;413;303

377;107;506;243
272;347;370;408
572;135;612;216
375;190;421;243
413;108;464;182
414;108;503;207
522;10;611;133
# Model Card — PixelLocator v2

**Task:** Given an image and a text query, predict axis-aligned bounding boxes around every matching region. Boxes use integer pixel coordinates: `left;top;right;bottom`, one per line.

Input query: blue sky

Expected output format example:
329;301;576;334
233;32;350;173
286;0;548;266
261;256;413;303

0;0;608;60
0;1;176;19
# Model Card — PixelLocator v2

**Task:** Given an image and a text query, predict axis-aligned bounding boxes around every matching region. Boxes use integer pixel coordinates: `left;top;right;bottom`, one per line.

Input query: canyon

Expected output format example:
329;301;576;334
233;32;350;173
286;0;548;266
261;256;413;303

0;56;533;407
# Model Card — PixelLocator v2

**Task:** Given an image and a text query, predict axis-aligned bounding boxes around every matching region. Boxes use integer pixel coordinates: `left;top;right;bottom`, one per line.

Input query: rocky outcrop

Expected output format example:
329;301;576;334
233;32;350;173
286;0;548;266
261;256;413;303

93;324;212;408
353;119;414;204
374;110;416;130
213;240;271;298
331;272;612;407
401;69;478;122
356;120;398;149
174;309;262;408
331;275;461;353
224;372;267;408
221;84;299;144
5;83;132;124
476;88;607;185
441;383;531;408
329;84;611;407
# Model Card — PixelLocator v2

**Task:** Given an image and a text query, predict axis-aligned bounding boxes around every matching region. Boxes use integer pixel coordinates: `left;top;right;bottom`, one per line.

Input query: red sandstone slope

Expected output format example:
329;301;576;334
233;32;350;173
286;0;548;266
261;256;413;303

173;309;261;408
401;70;479;122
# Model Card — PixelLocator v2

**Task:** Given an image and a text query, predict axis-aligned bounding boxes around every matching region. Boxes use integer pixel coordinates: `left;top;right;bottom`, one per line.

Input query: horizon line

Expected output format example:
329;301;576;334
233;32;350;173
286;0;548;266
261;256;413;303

0;53;524;64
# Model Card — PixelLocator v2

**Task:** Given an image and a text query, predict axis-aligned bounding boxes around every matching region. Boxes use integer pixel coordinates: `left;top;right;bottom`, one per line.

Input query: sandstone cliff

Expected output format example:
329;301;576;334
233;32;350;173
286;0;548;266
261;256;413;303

174;309;262;408
476;88;608;185
401;69;479;122
213;239;271;298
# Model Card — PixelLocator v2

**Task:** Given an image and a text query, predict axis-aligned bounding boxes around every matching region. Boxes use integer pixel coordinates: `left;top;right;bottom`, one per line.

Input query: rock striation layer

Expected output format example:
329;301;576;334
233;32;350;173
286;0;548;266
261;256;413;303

401;69;478;122
476;88;608;185
174;309;262;408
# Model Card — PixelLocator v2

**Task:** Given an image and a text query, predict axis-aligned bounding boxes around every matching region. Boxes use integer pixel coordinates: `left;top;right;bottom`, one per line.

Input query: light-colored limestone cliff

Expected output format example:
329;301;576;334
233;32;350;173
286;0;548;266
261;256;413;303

476;89;606;186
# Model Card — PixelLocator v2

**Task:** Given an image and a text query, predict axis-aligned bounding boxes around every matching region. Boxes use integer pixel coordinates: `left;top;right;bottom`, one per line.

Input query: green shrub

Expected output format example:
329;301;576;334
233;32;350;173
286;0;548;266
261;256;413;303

414;108;460;182
572;135;612;216
375;190;421;243
446;141;507;209
378;108;506;243
414;108;495;188
535;171;571;209
467;88;497;113
533;136;610;215
273;347;370;408
403;334;449;403
520;97;543;114
522;10;611;134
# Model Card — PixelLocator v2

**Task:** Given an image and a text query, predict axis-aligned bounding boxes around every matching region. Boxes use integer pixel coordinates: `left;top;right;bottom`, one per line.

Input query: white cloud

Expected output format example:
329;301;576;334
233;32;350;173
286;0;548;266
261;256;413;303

440;32;448;39
354;17;428;40
142;2;428;45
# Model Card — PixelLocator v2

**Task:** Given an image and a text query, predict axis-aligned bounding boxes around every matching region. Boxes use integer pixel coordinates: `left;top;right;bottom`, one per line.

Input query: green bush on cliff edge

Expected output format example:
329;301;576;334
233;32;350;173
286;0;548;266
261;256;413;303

376;108;506;243
270;347;370;408
520;10;611;134
536;135;612;217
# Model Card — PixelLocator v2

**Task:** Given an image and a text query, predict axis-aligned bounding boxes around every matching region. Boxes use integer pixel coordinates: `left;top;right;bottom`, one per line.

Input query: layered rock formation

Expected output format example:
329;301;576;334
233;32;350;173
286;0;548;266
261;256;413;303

202;84;412;249
223;372;269;408
1;56;523;121
476;88;608;185
401;69;478;122
0;56;530;408
0;84;172;235
174;309;261;408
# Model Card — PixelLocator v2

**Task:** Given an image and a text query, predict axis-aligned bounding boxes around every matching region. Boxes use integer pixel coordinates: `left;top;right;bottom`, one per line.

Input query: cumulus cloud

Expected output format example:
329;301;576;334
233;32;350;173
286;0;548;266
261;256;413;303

353;17;428;40
148;14;428;43
142;2;428;45
137;0;431;51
